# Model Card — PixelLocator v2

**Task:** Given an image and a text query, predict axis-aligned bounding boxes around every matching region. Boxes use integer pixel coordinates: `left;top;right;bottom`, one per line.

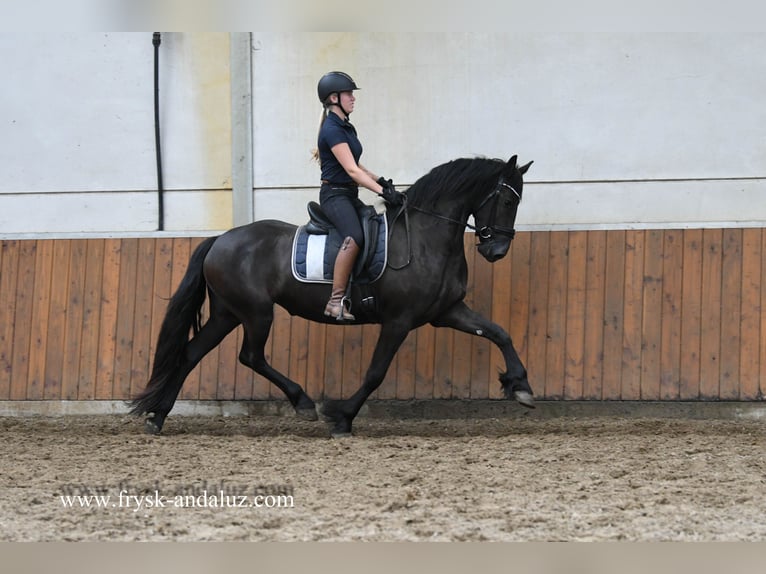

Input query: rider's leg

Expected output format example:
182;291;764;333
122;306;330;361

324;236;360;321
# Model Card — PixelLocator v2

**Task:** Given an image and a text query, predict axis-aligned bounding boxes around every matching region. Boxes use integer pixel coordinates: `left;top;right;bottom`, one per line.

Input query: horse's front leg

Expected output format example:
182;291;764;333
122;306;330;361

321;322;410;437
431;301;535;408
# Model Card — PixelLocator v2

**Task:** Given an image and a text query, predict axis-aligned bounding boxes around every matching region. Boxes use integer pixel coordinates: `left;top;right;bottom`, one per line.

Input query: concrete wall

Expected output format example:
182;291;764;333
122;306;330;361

1;33;764;236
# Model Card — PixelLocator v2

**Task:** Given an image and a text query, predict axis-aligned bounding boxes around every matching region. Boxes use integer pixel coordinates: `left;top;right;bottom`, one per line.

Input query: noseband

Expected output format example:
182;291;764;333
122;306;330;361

474;176;521;243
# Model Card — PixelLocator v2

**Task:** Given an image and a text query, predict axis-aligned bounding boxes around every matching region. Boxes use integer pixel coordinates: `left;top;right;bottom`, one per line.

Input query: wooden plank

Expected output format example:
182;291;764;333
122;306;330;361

129;238;156;400
545;231;568;399
583;230;606;399
680;229;703;399
640;230;664;400
359;324;378;400
341;325;364;400
305;321;327;400
699;229;722;399
414;324;435;400
96;239;121;399
395;329;417;400
564;230;587;400
660;230;683;400
432;323;454;399
288;316;310;398
602;230;625;400
43;240;71;399
10;241;37;400
761;230;766;401
27;240;54;400
621;230;644;400
78;239;104;400
739;229;761;400
0;241;20;399
61;239;87;400
112;239;139;400
216;324;239;401
526;231;550;399
719;229;742;400
322;321;345;401
470;254;493;399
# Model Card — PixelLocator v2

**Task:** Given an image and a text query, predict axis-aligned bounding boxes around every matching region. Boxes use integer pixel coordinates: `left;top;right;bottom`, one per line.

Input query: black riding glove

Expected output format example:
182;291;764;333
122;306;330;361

377;177;405;207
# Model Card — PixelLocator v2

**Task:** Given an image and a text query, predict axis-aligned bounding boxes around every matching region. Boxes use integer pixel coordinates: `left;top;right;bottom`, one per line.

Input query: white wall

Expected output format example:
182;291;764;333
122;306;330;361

1;33;764;236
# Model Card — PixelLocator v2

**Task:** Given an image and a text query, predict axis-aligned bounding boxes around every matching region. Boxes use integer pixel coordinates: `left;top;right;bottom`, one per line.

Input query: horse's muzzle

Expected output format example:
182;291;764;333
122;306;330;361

478;238;511;262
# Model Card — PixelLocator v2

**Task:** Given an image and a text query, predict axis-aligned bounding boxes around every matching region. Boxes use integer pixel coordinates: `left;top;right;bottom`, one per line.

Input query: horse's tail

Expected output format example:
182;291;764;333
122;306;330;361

129;236;218;416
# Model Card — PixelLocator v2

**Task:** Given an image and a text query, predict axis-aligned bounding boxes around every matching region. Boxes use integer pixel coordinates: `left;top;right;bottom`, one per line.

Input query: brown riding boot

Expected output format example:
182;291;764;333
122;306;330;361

324;237;360;321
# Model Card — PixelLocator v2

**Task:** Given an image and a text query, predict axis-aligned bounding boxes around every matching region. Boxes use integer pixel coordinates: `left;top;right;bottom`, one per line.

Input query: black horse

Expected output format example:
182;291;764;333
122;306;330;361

130;155;534;436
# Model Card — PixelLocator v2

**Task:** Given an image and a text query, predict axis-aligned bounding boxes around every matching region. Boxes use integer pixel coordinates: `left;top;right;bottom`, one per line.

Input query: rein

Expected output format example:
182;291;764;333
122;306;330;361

386;176;520;270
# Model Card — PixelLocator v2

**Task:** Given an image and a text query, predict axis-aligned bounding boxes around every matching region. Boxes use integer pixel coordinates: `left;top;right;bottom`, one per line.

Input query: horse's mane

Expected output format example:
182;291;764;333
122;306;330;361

404;157;507;209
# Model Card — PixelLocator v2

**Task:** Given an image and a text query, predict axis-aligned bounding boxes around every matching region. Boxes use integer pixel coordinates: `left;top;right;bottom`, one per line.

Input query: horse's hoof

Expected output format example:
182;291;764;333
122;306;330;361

514;391;536;409
330;430;353;439
295;406;319;421
144;417;163;435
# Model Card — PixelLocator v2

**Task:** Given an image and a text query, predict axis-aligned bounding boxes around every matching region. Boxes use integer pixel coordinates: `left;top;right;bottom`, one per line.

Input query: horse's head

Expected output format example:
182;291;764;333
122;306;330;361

474;155;533;262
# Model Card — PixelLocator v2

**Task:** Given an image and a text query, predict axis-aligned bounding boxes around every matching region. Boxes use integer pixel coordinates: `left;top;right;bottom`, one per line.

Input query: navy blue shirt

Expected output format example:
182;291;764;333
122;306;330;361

318;112;363;184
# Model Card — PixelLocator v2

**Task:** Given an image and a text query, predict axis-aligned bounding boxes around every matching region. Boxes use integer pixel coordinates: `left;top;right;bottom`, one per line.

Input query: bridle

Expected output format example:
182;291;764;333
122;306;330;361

387;174;521;270
473;176;521;244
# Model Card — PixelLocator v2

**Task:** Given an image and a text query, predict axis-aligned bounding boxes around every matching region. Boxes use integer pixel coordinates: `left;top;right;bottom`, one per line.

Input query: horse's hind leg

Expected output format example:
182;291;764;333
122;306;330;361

145;312;239;434
239;311;318;421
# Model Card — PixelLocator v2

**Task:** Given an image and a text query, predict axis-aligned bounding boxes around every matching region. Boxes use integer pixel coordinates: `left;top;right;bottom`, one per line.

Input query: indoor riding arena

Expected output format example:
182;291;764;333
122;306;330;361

1;33;764;543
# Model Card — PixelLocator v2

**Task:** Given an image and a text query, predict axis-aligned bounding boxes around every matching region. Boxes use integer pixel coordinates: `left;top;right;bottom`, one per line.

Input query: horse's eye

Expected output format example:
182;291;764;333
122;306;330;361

504;199;514;208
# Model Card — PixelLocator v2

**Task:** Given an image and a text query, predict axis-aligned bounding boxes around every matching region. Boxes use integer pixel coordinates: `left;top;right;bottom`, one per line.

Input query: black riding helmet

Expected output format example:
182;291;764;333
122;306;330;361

317;71;359;116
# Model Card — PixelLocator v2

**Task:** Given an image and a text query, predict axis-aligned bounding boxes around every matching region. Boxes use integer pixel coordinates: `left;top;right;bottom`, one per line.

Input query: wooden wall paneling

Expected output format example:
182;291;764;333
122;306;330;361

414;324;436;400
61;239;87;400
10;241;37;400
128;238;156;400
583;230;607;399
28;240;54;400
395;329;417;400
145;237;173;399
680;230;703;399
760;230;766;400
564;230;587;400
112;239;138;400
95;239;122;399
340;325;364;400
306;321;327;400
719;229;742;400
545;231;569;399
0;241;20;399
432;321;454;399
526;231;549;400
699;229;723;399
42;240;70;399
322;321;345;401
621;230;644;400
739;229;762;400
287;317;310;399
640;230;664;400
602;231;626;400
78;239;104;400
660;230;683;400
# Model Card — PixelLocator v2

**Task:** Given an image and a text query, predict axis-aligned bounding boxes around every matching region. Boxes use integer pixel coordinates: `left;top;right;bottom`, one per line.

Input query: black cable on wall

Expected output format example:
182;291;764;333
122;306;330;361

153;32;164;231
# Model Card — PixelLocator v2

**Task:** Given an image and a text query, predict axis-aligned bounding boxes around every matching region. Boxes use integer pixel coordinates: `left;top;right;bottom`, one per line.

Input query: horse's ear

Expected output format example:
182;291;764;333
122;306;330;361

519;160;533;175
507;155;518;169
